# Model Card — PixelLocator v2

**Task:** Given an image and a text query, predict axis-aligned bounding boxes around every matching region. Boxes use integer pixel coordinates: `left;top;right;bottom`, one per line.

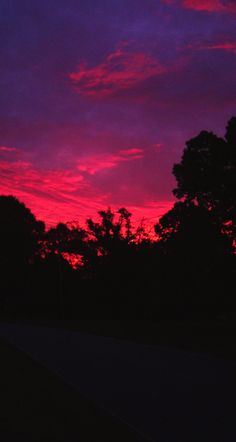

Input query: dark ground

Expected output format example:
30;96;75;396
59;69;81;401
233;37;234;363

0;337;146;442
9;318;236;361
1;318;236;441
1;321;236;442
71;319;236;361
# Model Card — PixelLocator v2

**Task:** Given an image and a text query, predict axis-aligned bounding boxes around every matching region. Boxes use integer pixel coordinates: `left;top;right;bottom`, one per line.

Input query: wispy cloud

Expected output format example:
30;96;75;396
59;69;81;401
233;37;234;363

0;157;172;228
200;41;236;53
77;148;144;175
0;160;85;200
188;40;236;54
0;146;18;152
183;0;236;12
0;159;98;225
0;150;172;228
163;0;236;12
68;43;166;98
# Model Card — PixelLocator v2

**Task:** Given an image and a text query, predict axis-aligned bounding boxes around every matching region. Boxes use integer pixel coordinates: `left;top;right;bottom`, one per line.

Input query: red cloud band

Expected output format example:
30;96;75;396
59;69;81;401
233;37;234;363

69;44;166;98
77;148;144;175
0;152;172;229
163;0;236;12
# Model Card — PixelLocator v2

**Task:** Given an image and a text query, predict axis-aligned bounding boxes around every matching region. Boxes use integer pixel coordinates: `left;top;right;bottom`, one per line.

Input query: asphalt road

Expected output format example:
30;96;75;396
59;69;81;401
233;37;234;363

0;323;236;442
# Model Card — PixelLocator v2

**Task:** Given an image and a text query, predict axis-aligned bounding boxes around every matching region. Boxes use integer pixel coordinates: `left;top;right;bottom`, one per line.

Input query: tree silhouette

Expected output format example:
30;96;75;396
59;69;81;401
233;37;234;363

0;195;45;312
173;117;236;245
154;118;236;316
86;207;135;259
0;195;45;267
155;201;231;265
84;208;140;315
45;221;88;266
117;207;133;241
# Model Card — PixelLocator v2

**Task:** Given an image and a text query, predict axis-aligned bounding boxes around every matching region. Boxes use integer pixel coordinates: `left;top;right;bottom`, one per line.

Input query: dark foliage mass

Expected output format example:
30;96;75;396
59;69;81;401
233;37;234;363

0;118;235;319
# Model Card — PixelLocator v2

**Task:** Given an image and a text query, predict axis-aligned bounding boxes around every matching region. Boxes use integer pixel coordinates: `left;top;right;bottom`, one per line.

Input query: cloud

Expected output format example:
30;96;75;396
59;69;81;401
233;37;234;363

77;148;144;175
163;0;236;12
0;160;87;201
187;39;236;55
0;146;18;152
68;43;166;98
0;154;172;229
183;0;236;12
0;159;100;225
198;41;236;53
128;200;173;224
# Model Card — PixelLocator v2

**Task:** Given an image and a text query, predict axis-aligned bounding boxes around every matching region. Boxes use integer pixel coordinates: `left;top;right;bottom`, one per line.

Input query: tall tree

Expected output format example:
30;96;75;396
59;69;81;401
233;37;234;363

0;195;45;311
155;201;231;266
172;117;236;243
0;195;45;268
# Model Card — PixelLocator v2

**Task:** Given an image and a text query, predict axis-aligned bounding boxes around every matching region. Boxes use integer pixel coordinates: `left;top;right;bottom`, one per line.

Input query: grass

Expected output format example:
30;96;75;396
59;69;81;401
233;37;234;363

0;337;146;442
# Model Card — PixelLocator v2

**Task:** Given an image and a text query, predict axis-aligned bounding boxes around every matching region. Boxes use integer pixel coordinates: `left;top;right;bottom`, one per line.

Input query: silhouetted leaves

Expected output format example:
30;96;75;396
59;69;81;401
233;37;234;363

0;195;45;312
0;195;45;267
173;119;236;245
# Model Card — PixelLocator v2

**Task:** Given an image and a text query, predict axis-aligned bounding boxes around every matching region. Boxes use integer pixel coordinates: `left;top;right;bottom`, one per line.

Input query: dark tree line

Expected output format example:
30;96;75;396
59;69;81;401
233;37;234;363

0;118;235;319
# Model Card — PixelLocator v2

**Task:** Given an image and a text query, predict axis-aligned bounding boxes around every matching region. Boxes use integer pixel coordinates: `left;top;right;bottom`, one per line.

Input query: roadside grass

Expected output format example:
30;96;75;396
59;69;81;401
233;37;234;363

0;337;145;442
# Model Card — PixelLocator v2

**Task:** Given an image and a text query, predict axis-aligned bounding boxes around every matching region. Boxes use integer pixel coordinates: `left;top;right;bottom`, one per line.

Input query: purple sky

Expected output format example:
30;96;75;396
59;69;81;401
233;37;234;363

0;0;235;229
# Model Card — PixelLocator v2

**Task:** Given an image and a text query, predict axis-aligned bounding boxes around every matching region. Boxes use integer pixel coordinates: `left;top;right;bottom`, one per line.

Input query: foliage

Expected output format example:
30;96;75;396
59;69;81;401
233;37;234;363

0;195;45;267
173;117;236;243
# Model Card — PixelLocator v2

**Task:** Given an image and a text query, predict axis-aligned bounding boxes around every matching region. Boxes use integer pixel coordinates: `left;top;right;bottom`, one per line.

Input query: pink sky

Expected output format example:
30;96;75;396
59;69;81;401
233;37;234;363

0;0;235;229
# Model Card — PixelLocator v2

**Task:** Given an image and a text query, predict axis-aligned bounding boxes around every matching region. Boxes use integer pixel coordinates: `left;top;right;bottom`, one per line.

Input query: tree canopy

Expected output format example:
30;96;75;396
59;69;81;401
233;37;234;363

0;195;45;267
172;118;236;242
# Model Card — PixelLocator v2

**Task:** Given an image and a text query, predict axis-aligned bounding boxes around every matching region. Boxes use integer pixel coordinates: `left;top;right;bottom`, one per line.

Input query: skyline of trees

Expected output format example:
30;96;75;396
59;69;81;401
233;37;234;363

0;117;235;318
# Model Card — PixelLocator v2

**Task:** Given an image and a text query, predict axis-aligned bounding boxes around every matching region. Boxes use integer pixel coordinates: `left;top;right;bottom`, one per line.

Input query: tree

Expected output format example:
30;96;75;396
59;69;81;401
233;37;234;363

85;208;137;309
154;119;236;316
86;207;134;258
0;195;45;312
155;201;231;266
45;221;88;267
117;207;133;241
172;117;236;244
0;195;45;268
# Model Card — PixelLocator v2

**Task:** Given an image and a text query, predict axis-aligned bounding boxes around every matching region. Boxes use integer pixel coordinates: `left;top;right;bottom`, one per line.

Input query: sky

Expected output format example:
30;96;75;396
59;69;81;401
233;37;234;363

0;0;236;229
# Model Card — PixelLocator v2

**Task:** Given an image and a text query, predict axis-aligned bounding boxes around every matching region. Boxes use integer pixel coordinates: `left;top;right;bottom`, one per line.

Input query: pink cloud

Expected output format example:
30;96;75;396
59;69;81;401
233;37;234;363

0;156;172;230
128;200;173;228
163;0;236;12
0;143;173;230
0;162;84;202
183;0;236;12
0;159;100;225
200;41;236;53
188;40;236;54
68;43;166;98
77;148;144;175
0;146;18;152
119;148;143;155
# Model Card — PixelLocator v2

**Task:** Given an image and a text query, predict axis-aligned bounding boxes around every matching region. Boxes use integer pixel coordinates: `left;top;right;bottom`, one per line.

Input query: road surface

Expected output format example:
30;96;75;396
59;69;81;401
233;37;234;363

0;323;235;441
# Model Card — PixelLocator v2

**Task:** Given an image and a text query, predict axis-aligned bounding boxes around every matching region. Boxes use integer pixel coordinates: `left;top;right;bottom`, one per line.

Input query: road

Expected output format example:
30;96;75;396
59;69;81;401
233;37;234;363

0;323;235;441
